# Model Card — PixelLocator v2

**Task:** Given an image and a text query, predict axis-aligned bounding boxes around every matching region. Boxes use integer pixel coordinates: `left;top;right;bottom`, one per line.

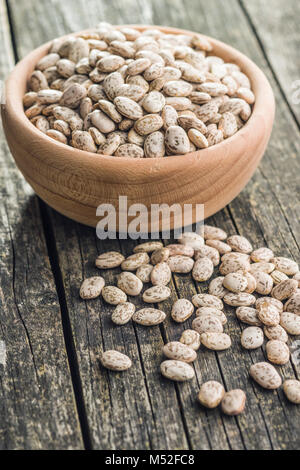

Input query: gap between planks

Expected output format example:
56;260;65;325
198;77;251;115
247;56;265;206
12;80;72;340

4;0;92;449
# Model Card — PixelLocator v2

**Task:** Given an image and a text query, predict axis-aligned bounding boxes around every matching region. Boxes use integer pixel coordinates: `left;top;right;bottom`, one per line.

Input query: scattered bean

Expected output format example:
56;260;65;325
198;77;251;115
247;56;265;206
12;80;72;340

171;299;194;323
79;276;105;299
266;340;290;365
142;285;171;303
133;308;166;326
200;332;231;350
283;380;300;404
241;327;264;349
221;389;246;415
198;381;225;409
117;271;143;296
250;362;282;389
111;302;136;325
102;286;127;305
163;342;197;363
160;360;195;382
100;350;132;371
180;330;201;351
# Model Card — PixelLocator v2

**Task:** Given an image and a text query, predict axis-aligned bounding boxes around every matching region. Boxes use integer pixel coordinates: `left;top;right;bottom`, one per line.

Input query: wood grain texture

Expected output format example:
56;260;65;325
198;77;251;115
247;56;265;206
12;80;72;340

5;0;300;450
0;0;83;450
241;0;300;125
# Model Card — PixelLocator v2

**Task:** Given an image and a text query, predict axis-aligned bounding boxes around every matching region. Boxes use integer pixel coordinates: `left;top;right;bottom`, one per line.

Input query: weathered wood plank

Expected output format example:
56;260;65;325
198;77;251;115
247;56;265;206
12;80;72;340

0;0;83;450
7;0;300;450
179;0;300;449
120;0;299;450
241;0;300;125
117;237;229;450
206;213;298;451
48;213;189;450
182;0;300;449
7;0;193;451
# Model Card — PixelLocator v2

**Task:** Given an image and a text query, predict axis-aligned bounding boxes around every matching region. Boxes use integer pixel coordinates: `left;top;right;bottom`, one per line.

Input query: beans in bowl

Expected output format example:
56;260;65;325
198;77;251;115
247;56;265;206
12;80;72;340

23;22;255;158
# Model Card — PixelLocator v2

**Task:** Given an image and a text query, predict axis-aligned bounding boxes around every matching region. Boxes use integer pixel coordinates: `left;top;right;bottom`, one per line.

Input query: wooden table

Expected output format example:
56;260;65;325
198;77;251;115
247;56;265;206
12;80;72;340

1;0;299;450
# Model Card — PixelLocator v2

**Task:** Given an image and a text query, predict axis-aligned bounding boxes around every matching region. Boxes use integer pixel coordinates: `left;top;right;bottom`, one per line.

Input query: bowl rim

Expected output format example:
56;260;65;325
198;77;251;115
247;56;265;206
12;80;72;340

3;24;274;174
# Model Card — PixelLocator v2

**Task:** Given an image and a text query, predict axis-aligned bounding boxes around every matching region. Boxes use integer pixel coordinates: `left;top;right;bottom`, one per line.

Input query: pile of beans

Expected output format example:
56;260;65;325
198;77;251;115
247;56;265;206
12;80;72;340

23;22;255;158
79;226;300;415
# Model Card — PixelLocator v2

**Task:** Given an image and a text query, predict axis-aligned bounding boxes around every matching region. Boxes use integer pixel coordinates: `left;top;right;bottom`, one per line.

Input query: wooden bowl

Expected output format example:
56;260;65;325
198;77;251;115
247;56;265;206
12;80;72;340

1;25;275;229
